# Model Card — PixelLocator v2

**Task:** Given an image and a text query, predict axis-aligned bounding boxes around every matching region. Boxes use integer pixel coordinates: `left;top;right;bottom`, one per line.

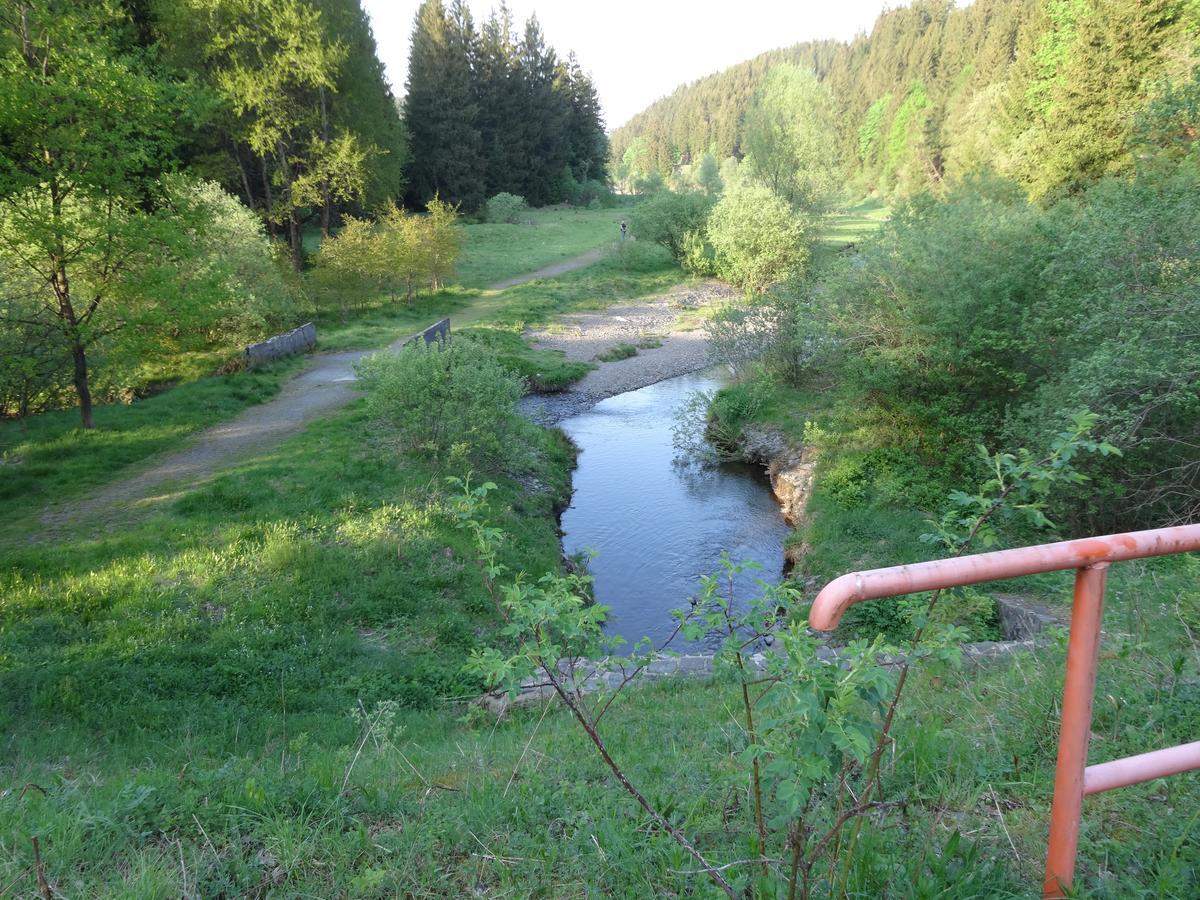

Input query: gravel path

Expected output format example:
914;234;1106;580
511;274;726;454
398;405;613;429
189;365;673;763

521;280;736;423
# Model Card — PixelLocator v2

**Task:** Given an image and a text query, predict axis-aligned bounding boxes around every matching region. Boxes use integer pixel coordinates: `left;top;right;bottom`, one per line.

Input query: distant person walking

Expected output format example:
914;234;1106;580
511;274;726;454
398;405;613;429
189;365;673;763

620;221;627;242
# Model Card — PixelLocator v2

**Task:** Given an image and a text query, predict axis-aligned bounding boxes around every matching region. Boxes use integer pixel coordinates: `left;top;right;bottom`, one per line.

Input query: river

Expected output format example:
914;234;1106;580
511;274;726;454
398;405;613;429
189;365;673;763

554;367;790;652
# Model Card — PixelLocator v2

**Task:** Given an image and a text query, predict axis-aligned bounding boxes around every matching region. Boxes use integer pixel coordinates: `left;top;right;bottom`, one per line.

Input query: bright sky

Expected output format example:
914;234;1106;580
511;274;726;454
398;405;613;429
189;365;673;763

360;0;896;129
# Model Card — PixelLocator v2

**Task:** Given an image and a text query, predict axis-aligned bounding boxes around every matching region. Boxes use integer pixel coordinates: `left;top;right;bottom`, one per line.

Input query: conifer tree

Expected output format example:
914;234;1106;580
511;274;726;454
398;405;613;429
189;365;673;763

402;0;484;209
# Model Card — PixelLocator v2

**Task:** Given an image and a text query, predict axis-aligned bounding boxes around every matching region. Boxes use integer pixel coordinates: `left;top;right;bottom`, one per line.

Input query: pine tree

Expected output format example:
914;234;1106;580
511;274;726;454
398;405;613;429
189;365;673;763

515;15;569;204
563;53;608;185
402;0;484;209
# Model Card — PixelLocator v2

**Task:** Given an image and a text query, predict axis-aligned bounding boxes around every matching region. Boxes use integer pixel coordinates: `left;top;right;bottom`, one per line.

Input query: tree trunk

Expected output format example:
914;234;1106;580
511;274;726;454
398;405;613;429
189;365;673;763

278;141;303;272
288;214;303;272
260;158;276;237
72;337;93;429
49;177;95;430
319;86;332;239
232;140;255;210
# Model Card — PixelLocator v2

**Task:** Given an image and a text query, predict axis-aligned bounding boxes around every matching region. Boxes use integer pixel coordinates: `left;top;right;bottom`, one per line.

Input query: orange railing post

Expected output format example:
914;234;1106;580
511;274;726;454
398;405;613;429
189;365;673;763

1043;564;1108;897
807;524;1200;898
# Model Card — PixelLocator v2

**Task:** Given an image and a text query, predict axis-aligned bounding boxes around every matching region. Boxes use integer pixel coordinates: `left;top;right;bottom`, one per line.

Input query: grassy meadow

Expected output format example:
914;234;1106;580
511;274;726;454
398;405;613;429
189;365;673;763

0;206;646;536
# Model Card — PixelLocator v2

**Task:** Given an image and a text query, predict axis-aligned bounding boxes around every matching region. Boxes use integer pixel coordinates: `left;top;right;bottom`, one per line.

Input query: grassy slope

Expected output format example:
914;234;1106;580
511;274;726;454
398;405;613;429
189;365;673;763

455;204;632;289
0;219;697;894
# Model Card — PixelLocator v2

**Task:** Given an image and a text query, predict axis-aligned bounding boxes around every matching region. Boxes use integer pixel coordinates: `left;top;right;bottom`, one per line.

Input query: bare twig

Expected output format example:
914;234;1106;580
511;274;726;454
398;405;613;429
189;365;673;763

193;814;219;860
31;837;51;900
541;664;738;898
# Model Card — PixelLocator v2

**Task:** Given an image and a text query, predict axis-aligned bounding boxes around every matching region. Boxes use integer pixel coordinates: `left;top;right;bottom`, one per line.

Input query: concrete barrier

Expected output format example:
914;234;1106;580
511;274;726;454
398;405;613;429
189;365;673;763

402;317;451;350
245;322;316;367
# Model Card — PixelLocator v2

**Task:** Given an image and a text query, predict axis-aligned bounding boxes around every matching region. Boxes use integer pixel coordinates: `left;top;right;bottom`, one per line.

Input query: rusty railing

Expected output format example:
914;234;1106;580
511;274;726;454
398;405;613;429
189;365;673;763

808;524;1200;898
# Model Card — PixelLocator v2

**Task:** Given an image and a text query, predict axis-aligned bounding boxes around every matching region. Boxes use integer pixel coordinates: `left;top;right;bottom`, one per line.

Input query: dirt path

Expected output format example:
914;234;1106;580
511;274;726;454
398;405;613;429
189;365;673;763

485;244;612;291
28;245;642;537
35;346;388;537
521;280;737;423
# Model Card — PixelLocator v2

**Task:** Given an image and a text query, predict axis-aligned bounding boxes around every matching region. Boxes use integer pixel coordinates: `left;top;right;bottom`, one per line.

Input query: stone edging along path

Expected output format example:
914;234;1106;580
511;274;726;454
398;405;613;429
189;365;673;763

476;594;1069;715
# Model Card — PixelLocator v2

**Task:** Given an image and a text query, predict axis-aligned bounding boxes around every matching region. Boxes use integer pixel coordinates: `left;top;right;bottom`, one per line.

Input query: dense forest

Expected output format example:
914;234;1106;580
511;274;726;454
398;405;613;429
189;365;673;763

611;0;1199;199
402;0;609;210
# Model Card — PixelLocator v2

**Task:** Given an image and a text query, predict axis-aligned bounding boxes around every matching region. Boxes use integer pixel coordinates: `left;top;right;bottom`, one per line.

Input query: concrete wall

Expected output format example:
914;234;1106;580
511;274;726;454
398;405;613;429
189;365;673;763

245;322;316;367
402;317;451;350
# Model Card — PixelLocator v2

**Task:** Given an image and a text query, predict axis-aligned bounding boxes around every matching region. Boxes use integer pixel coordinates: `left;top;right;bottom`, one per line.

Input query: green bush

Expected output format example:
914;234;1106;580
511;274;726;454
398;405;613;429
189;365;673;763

355;343;525;470
484;192;529;224
615;240;674;272
627;190;714;261
679;228;715;276
707;182;812;292
593;343;637;362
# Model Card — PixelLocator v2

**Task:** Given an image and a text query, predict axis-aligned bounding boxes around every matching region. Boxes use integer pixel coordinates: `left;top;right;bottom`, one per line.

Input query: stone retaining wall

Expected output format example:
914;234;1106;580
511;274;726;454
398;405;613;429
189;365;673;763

245;322;316;367
476;595;1066;715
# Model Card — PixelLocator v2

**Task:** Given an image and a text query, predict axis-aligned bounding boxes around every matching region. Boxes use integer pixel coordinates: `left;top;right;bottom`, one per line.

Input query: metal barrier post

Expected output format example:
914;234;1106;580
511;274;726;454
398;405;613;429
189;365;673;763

1043;564;1108;897
807;523;1200;897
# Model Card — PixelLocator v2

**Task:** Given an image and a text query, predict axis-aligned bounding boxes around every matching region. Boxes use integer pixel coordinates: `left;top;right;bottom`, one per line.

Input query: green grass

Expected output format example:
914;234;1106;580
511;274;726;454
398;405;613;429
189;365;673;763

3;509;1194;895
14;193;1196;895
594;342;639;362
0;359;303;528
455;204;631;289
2;203;672;533
310;243;683;390
810;196;891;271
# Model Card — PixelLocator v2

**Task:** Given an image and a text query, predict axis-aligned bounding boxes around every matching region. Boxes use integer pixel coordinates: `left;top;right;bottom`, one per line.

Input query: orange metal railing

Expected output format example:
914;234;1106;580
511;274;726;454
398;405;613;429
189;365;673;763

808;524;1200;898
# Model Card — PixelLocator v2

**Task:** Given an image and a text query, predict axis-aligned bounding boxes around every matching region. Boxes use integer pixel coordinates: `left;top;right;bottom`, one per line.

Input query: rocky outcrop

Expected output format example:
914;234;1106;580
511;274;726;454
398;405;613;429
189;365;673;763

737;424;815;526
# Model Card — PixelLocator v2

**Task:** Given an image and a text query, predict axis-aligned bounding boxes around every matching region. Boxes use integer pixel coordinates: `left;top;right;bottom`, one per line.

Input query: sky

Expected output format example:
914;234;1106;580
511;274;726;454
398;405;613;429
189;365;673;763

360;0;896;129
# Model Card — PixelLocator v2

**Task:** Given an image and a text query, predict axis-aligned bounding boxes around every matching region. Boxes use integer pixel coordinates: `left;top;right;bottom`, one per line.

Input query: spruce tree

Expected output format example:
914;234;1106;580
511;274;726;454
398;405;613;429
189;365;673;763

403;0;483;209
564;53;609;185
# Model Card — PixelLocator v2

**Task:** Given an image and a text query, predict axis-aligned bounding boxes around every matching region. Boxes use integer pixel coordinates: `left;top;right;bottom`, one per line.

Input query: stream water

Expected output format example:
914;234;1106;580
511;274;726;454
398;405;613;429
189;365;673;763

555;368;790;652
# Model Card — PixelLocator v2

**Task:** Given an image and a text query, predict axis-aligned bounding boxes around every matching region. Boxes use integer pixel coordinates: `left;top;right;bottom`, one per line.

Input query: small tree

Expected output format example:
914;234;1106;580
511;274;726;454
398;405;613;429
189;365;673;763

628;191;714;262
741;64;840;213
0;1;181;428
695;150;723;196
424;197;463;291
708;183;812;293
485;192;529;224
313;215;379;313
372;204;424;303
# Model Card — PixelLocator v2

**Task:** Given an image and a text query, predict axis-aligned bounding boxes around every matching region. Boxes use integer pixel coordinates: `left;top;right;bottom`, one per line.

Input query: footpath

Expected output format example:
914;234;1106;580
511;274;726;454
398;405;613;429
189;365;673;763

33;247;618;538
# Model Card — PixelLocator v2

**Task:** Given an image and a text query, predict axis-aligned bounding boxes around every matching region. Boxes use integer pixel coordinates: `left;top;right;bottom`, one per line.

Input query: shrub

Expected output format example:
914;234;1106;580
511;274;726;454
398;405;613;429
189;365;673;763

355;343;525;470
627;190;714;261
593;343;637;362
707;182;812;293
615;240;674;272
679;228;715;276
484;192;529;224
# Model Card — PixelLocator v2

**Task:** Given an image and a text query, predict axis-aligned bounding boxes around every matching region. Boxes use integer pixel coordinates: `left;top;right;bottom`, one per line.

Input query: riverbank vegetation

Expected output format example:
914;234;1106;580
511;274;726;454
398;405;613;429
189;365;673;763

0;0;613;429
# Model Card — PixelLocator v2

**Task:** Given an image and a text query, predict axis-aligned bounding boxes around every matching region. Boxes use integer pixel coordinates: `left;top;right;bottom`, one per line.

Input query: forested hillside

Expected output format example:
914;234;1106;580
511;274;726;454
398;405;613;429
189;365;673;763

402;0;609;209
612;0;1199;198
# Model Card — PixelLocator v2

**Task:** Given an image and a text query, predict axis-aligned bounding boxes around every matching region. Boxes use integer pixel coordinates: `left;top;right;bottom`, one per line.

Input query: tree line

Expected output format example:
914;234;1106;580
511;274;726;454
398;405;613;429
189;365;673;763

611;0;1198;200
402;0;609;211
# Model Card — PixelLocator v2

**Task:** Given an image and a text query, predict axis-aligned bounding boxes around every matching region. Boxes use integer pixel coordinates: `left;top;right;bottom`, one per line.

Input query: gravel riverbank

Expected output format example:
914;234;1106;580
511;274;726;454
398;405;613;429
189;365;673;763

522;280;737;423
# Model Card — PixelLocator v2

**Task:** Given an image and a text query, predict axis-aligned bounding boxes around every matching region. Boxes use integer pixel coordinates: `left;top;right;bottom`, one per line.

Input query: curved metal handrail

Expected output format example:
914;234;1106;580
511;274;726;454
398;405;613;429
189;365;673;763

807;523;1200;897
